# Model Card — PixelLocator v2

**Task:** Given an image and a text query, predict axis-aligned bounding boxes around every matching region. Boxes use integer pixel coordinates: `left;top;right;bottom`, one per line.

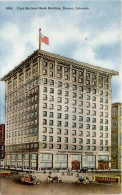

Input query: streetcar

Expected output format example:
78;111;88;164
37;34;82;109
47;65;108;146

0;170;11;177
93;174;120;184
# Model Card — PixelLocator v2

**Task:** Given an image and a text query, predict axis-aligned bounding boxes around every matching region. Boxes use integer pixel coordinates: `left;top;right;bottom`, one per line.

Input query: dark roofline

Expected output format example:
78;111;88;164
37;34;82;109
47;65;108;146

1;49;119;81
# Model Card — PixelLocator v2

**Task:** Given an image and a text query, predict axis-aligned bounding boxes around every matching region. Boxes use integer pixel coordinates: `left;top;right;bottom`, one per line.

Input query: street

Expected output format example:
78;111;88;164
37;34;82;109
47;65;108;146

0;176;121;195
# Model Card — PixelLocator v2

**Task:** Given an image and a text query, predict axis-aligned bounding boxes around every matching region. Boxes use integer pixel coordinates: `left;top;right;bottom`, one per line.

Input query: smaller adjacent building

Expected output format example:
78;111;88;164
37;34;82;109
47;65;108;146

0;124;5;167
111;103;122;169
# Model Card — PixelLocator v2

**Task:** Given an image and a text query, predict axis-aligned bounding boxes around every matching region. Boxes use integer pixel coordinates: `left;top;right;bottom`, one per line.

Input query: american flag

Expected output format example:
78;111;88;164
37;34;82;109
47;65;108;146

41;34;49;45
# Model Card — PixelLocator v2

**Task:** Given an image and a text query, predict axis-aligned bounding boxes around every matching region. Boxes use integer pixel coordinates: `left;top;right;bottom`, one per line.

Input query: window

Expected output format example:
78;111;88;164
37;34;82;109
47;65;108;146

86;131;90;137
65;98;68;104
72;145;76;150
57;97;62;102
105;119;108;124
65;122;68;127
57;136;61;142
79;123;83;128
72;138;76;143
86;139;90;144
100;104;103;109
64;145;68;150
64;129;68;135
79;138;83;144
57;105;62;111
86;117;90;122
86;124;90;129
87;95;90;100
49;136;53;142
65;83;69;88
100;90;103;95
72;130;76;135
64;137;68;143
58;89;62;95
100;119;103;124
65;91;69;96
79;86;83;91
79;71;83;76
72;69;76;74
57;144;61;149
42;143;47;148
92;96;96;101
99;146;103;151
92;74;96;79
79;116;83;121
57;113;61;118
92;139;96;144
42;135;47;141
92;125;96;130
100;140;103;145
65;114;68;119
92;146;96;151
79;94;83;99
58;81;62;87
87;102;90;107
50;80;54;85
105;126;108;131
73;93;77;98
79;131;83;136
49;120;53;125
92;132;96;137
49;128;53;134
43;87;47;92
86;146;90;151
86;110;90;115
57;65;61;71
57;128;61;134
43;61;47;67
57;121;61;126
100;132;103;137
105;140;108;145
50;104;54;109
86;73;90;79
73;85;77;90
87;88;90;93
43;119;47;125
92;118;96;123
44;78;47;84
100;98;103;103
72;115;76;120
100;125;103;131
105;91;108;96
49;144;53;149
49;112;53;117
50;88;54;93
43;111;47;116
72;122;76;127
92;89;96;94
105;99;108;103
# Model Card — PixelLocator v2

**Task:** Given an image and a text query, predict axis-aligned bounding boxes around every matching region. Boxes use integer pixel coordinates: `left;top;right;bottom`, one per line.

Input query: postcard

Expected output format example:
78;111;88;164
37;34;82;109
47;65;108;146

0;1;121;195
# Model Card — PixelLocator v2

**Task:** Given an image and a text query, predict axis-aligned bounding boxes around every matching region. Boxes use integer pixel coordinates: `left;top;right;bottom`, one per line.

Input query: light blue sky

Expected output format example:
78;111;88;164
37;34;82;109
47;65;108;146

0;1;121;123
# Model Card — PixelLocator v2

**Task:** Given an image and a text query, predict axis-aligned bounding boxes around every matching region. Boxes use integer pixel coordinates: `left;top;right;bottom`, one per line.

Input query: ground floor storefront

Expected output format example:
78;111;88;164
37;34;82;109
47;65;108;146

4;152;111;170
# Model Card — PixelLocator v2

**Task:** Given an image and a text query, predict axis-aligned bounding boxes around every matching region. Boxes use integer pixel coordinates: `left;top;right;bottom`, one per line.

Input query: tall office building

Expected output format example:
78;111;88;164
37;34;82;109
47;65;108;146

111;103;122;169
1;50;118;171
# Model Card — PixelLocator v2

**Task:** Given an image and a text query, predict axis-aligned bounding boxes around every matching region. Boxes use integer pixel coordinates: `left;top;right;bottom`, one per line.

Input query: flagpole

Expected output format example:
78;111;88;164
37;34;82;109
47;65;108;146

39;28;41;50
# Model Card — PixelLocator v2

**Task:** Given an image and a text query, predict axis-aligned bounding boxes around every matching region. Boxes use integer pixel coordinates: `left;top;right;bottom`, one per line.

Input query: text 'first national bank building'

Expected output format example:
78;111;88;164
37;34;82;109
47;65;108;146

1;49;118;171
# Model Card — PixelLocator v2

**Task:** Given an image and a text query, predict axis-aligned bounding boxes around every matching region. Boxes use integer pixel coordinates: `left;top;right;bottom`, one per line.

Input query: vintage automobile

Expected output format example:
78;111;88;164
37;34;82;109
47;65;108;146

77;176;90;184
21;174;40;185
47;175;62;183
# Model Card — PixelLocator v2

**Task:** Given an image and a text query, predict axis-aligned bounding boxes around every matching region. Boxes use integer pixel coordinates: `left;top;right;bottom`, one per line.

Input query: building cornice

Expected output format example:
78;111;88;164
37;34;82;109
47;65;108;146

1;49;119;81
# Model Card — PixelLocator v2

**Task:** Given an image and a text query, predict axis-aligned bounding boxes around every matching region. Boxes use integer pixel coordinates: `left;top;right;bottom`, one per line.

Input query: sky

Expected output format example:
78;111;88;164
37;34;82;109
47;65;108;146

0;1;121;123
